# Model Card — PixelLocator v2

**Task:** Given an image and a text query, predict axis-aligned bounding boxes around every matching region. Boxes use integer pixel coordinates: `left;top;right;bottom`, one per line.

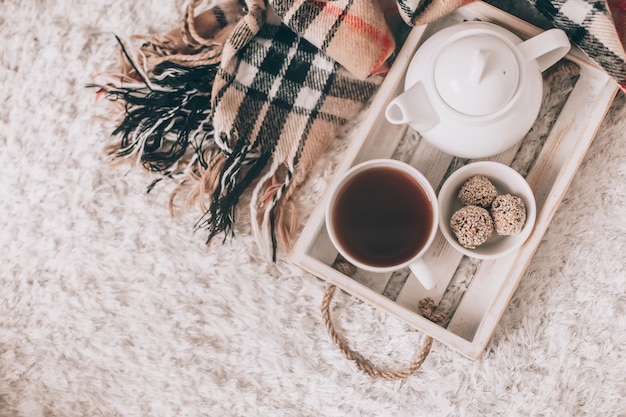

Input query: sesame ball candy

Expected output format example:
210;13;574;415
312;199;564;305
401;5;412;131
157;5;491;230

490;194;527;235
457;175;499;208
450;205;494;249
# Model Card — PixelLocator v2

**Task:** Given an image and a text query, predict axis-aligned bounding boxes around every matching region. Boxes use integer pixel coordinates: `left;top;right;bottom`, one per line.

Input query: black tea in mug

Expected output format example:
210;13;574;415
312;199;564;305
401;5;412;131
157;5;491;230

330;166;434;268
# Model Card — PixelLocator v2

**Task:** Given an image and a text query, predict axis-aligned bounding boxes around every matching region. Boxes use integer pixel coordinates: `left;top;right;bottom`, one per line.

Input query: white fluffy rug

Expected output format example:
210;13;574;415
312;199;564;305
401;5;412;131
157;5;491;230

2;1;625;416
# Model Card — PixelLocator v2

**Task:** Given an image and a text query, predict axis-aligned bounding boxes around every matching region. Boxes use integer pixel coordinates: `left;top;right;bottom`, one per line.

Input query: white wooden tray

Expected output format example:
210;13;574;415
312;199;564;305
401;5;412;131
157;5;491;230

290;1;618;359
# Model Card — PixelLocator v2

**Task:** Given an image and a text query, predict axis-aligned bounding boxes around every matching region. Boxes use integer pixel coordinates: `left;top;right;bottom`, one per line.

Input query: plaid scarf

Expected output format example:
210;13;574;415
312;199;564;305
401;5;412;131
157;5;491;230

202;1;390;259
530;0;626;90
92;0;625;260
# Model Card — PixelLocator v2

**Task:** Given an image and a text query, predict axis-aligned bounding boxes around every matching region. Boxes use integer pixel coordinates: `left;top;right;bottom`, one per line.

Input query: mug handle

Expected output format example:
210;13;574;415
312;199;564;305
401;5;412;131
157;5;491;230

409;258;437;290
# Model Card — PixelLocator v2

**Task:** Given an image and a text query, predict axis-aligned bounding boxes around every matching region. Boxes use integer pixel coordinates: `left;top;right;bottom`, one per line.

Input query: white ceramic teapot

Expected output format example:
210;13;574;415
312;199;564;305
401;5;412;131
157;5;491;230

385;21;571;158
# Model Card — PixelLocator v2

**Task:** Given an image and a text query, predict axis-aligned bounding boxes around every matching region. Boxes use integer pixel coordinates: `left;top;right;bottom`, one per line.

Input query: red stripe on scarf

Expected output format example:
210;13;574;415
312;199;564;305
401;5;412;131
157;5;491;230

308;0;394;74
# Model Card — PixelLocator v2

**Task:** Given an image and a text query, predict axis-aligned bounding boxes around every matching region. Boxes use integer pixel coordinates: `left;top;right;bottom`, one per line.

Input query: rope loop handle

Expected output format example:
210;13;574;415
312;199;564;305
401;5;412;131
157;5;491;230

321;283;433;380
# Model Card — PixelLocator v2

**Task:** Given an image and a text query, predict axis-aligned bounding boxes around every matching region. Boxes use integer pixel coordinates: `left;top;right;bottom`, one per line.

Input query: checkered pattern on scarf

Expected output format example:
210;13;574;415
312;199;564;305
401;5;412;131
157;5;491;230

204;12;384;259
270;0;396;78
531;0;626;91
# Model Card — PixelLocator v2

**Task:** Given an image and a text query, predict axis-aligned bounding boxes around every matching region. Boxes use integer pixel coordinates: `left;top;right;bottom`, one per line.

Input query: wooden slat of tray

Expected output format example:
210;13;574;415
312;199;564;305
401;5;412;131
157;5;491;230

290;1;619;359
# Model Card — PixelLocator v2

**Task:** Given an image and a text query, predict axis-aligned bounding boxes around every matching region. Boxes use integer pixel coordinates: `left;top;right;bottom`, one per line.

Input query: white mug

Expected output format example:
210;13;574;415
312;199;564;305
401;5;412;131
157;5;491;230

325;159;439;289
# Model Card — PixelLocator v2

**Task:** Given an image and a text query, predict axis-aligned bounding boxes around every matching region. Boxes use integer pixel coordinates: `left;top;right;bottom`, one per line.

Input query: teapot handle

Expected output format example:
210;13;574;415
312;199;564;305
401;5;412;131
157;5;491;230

518;29;571;72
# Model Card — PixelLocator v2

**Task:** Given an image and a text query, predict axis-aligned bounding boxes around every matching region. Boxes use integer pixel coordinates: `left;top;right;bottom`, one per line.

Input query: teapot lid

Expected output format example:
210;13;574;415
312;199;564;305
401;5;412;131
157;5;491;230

434;33;520;116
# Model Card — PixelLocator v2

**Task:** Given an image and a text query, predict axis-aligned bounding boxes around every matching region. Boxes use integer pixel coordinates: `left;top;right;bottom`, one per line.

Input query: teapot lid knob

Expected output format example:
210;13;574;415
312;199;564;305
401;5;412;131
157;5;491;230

434;33;520;116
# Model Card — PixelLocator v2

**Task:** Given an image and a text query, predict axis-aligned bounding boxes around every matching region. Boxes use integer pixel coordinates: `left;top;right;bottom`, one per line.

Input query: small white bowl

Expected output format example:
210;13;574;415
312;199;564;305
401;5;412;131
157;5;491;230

438;161;536;259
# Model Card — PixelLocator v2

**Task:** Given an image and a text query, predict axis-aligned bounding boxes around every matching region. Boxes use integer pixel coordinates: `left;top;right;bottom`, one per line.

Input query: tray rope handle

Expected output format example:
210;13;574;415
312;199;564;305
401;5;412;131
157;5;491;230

321;258;445;380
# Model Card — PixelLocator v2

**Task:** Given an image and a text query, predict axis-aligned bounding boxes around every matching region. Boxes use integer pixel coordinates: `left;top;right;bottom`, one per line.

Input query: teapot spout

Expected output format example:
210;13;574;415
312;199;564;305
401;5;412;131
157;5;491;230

518;28;570;72
385;81;439;132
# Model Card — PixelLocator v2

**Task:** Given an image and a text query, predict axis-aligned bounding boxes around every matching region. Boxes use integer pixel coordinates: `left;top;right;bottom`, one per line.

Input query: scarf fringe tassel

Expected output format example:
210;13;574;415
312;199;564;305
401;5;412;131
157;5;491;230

92;35;294;259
